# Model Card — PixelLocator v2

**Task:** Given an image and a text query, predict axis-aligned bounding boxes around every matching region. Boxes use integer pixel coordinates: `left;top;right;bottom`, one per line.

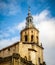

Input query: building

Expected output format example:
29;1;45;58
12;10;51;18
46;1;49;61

0;8;46;65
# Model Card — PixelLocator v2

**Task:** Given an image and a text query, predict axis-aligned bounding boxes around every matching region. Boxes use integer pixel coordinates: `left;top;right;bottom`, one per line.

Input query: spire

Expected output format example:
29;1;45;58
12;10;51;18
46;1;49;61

28;6;31;16
26;7;34;28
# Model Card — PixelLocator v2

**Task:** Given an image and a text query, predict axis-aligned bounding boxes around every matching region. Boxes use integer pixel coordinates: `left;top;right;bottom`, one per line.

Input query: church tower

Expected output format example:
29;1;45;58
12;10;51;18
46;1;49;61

20;7;46;65
20;7;39;45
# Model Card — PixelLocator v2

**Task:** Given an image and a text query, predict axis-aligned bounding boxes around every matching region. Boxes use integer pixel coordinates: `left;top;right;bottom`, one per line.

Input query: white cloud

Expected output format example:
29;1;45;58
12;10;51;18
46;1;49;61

39;21;55;47
0;20;25;39
0;36;19;49
16;20;26;31
32;10;55;47
0;0;21;15
33;10;55;65
0;32;10;39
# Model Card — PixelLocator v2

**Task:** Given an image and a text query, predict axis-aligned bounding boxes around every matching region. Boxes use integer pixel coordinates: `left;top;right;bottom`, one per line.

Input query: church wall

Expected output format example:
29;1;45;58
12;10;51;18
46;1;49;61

28;50;37;65
0;50;3;57
18;42;43;65
0;42;43;65
15;44;19;54
0;43;19;57
19;42;32;58
34;45;43;64
3;49;9;57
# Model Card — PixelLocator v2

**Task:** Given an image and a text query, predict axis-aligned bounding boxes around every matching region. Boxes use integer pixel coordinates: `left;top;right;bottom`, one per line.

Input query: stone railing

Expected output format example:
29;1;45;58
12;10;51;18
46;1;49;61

40;61;46;65
12;53;34;65
0;56;12;63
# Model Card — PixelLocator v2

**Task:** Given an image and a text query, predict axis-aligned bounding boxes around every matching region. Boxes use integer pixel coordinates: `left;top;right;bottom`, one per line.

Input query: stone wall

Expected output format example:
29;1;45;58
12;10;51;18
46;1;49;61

0;42;19;57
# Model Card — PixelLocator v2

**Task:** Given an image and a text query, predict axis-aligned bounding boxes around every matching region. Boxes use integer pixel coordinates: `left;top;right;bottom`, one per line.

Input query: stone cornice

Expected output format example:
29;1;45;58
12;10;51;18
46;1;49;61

20;27;39;34
0;56;12;63
28;48;37;52
23;42;44;49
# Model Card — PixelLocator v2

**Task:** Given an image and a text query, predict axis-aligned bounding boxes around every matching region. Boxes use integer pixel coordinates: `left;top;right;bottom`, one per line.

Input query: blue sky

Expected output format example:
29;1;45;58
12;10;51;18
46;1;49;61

0;0;55;65
0;0;55;39
0;0;55;30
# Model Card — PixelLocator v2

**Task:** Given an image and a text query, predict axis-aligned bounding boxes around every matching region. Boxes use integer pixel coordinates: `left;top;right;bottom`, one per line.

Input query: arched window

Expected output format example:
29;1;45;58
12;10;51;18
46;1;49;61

31;35;33;42
24;56;27;60
8;48;10;51
36;36;38;39
25;35;28;41
31;31;33;33
38;58;40;65
36;36;38;44
28;20;29;22
30;19;31;22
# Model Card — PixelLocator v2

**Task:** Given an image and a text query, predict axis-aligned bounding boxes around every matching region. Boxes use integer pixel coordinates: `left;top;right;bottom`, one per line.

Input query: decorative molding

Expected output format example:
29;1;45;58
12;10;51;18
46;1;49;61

28;48;37;52
23;42;44;49
0;56;12;63
20;27;39;34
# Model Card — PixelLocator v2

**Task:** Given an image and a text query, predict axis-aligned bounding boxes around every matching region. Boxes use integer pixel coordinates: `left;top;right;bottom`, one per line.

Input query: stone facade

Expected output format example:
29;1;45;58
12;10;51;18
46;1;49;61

0;9;46;65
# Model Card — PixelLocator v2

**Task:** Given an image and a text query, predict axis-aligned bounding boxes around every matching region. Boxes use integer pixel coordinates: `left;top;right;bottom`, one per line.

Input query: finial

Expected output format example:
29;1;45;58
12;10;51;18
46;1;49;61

41;43;42;46
28;6;31;16
28;6;30;13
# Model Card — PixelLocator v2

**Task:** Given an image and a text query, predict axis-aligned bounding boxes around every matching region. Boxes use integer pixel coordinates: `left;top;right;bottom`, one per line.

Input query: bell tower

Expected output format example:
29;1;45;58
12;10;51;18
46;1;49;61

21;7;39;45
20;7;39;45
